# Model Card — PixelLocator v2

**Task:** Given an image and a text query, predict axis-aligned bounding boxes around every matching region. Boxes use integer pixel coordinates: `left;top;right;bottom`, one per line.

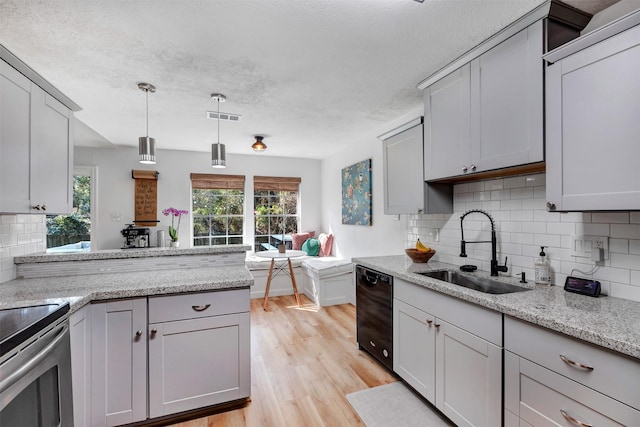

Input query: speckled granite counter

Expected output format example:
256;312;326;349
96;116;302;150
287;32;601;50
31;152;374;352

353;255;640;360
0;265;253;313
14;244;250;264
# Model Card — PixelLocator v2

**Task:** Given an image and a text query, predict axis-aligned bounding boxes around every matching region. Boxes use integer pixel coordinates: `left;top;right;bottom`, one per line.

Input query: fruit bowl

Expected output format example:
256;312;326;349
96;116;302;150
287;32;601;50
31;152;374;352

405;248;436;263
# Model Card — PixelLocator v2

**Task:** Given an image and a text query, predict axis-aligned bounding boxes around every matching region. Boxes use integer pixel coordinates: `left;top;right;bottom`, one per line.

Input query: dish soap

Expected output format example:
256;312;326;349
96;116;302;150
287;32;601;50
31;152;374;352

535;246;550;285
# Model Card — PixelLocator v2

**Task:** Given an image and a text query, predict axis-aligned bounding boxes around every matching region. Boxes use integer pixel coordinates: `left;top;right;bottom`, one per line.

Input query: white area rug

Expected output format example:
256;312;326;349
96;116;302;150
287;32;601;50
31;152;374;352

346;382;453;427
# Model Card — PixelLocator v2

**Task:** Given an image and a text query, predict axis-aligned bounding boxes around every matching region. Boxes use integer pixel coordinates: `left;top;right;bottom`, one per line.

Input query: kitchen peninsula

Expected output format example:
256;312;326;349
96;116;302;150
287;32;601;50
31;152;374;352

3;245;253;426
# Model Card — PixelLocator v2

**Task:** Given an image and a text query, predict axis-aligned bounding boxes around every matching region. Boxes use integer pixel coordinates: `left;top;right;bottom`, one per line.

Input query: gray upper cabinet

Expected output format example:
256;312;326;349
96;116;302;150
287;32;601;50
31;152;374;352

470;21;543;173
423;21;544;181
381;118;425;214
424;65;471;181
545;12;640;211
0;50;78;215
381;117;453;215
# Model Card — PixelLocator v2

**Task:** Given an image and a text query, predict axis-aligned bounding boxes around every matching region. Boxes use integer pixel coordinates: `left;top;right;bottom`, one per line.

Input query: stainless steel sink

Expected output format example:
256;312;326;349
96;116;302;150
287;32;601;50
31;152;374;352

417;270;531;294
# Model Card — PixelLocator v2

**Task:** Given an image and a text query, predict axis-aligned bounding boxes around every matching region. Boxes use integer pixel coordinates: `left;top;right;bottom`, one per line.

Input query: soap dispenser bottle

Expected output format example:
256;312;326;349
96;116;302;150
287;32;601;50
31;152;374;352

535;246;550;285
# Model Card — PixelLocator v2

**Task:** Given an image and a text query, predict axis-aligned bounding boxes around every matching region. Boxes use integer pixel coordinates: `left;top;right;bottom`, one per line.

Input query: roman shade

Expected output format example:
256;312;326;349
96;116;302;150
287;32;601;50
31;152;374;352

253;176;301;192
190;173;245;190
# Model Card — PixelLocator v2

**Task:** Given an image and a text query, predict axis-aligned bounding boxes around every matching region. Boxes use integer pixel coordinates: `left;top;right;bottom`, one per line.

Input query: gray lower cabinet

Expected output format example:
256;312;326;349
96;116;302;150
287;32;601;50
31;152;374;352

545;15;640;211
71;288;251;427
393;278;502;427
504;316;640;426
91;298;148;427
148;290;251;418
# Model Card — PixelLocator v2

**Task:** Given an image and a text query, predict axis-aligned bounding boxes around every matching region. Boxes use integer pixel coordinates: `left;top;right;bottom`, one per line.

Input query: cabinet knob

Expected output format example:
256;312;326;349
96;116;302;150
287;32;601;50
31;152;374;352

461;166;468;173
150;328;157;336
192;304;211;312
547;201;556;211
32;204;47;211
434;323;441;329
426;319;433;325
135;330;143;337
470;164;477;172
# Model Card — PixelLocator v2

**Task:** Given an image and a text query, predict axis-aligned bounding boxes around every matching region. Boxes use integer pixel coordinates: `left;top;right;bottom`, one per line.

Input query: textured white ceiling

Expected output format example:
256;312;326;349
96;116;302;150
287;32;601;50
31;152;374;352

0;0;612;159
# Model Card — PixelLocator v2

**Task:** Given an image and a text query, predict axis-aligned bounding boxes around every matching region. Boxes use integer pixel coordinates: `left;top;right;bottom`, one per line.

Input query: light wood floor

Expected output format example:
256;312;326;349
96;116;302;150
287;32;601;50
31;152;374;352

169;294;397;427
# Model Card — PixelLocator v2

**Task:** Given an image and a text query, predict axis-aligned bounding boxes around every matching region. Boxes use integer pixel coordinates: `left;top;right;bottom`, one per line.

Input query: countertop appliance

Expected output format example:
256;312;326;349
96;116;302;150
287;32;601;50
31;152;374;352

356;265;393;371
121;224;150;248
0;302;73;426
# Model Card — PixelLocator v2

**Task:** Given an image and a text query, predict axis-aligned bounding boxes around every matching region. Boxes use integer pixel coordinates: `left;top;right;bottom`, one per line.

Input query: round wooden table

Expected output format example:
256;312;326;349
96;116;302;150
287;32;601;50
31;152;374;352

256;250;307;310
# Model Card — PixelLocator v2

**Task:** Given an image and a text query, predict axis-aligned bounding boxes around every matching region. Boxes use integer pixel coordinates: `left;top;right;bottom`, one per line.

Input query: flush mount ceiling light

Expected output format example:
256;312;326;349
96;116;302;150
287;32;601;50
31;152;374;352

211;93;227;168
138;82;156;164
252;135;267;152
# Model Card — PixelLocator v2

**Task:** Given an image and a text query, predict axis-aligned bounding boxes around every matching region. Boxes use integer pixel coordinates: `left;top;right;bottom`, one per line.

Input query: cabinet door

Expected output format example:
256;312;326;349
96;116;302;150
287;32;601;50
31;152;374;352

393;298;436;403
424;64;471;180
31;91;73;214
506;351;640;426
470;21;543;172
383;121;425;214
148;312;251;418
70;306;92;427
435;319;501;427
91;299;148;427
0;60;32;213
546;24;640;211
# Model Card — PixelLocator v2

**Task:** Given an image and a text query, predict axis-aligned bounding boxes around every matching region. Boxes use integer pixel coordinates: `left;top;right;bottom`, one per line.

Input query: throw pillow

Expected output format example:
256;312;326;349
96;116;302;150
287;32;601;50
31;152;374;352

318;233;334;257
291;233;310;250
301;238;320;256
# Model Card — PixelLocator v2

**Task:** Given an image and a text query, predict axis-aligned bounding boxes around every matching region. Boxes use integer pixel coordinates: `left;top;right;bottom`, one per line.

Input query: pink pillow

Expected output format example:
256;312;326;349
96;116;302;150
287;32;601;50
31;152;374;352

291;233;310;250
318;233;334;257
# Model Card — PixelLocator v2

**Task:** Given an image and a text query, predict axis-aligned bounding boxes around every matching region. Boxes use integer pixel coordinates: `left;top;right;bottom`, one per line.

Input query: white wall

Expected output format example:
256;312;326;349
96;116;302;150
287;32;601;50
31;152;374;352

408;173;640;303
75;146;321;250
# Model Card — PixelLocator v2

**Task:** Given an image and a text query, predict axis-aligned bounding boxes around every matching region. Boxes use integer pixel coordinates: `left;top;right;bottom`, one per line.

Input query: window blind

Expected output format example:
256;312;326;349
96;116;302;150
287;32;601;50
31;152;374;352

190;173;245;190
253;176;301;192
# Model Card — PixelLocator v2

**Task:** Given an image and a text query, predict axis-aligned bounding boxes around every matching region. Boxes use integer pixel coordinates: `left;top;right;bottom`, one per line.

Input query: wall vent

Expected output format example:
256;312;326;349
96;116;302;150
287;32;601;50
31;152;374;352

206;111;242;121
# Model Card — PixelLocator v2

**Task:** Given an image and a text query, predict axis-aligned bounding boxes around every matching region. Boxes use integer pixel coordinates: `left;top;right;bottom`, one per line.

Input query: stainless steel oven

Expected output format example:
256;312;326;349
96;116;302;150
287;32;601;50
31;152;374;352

0;303;73;427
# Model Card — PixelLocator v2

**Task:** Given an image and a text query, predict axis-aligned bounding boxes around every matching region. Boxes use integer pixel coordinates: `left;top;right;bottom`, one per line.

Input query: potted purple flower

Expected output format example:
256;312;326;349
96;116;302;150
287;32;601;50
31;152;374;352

162;207;189;247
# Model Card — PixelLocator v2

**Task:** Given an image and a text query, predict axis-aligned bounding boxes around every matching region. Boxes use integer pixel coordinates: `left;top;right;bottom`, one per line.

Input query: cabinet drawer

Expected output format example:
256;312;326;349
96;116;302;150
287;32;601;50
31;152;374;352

395;278;502;346
505;316;640;409
149;288;249;323
509;353;640;426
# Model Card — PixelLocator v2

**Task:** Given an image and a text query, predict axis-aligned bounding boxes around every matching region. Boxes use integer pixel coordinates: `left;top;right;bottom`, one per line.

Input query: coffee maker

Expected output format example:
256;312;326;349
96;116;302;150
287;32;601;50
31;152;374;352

121;224;150;248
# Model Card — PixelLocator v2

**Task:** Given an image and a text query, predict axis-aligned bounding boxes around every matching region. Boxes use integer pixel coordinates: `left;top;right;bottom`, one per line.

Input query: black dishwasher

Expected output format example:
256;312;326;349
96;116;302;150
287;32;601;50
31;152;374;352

356;265;393;371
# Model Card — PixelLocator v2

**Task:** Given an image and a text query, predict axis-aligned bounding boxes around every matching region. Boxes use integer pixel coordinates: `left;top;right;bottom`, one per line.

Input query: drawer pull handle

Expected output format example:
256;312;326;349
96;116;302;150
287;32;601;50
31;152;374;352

192;304;211;312
426;319;433;325
559;354;594;371
560;409;593;427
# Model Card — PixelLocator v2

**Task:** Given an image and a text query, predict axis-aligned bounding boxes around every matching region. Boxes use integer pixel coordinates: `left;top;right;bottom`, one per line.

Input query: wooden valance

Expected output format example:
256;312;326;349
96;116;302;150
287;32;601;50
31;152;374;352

253;176;301;192
190;173;245;190
132;169;158;226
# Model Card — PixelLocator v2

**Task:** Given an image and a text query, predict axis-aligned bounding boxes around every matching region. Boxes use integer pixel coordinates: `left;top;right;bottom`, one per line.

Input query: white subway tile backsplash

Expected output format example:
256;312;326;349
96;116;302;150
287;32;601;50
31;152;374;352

592;212;630;224
0;214;47;284
611;224;640;239
409;174;640;301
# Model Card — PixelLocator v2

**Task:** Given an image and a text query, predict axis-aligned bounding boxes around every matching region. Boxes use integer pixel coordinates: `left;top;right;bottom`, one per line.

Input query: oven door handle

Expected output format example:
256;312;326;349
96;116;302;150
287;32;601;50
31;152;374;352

0;323;68;394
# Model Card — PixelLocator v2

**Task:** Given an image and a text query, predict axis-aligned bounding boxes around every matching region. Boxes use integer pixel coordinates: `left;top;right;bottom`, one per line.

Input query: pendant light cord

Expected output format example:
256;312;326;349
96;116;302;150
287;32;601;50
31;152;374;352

217;97;220;144
145;88;149;137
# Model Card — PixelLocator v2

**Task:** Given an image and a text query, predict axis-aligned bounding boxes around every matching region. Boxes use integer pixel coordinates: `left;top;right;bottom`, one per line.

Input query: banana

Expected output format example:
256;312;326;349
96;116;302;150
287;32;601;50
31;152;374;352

416;239;431;252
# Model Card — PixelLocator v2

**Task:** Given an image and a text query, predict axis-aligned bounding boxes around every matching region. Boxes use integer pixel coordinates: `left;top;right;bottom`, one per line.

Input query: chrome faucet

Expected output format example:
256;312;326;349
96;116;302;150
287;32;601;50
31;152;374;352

460;209;508;276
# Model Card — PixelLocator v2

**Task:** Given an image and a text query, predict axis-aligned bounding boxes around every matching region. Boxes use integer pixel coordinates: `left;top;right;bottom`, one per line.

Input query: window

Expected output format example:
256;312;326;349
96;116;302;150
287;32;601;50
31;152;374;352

46;169;93;252
254;176;301;252
191;174;245;247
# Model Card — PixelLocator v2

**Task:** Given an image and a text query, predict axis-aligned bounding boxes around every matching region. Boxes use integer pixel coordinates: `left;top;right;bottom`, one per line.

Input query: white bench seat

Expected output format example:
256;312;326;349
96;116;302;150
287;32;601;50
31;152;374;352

301;258;353;306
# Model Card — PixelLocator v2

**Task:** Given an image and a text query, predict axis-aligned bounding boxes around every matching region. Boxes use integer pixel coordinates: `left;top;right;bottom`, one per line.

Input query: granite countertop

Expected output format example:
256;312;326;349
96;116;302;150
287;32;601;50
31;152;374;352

353;255;640;360
14;244;251;264
0;265;253;314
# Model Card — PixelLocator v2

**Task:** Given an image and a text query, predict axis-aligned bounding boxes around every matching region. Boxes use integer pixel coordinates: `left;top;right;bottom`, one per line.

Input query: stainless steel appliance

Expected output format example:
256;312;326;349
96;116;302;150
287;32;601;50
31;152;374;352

0;303;73;426
121;224;150;248
356;266;393;371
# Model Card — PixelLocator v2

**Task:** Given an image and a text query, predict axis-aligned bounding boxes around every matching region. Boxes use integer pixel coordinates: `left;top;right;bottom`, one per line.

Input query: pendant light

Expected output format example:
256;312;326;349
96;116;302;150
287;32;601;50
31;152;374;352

211;93;226;168
138;82;156;164
252;135;267;152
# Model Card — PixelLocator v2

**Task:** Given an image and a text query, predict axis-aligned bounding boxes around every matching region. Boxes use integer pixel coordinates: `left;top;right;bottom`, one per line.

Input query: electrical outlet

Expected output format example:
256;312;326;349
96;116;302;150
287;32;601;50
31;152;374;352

571;235;609;260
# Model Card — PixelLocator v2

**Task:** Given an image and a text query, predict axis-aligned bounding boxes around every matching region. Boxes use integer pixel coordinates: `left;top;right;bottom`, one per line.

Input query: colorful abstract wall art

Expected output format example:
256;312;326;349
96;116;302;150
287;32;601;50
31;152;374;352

341;159;372;226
